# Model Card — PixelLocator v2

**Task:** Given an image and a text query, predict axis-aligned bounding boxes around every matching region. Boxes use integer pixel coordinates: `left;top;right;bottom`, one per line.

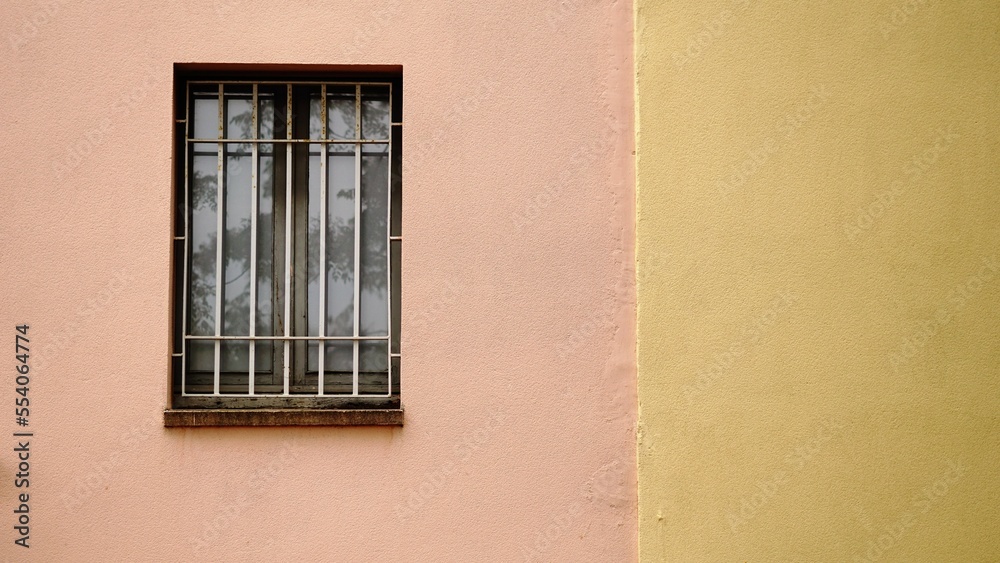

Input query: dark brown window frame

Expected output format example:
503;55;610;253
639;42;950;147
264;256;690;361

166;64;403;427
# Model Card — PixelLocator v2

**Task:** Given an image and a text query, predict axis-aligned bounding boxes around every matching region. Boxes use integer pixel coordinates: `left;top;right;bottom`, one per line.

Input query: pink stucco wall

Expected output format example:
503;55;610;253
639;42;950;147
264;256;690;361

0;1;634;560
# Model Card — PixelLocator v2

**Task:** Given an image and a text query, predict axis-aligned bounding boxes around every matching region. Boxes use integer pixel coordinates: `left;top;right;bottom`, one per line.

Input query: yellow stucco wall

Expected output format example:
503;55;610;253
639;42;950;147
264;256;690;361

636;1;1000;560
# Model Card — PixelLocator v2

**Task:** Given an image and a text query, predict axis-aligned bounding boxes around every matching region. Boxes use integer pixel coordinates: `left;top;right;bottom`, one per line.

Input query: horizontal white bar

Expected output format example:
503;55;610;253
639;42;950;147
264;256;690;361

181;393;393;398
184;335;389;341
189;80;393;86
188;138;391;144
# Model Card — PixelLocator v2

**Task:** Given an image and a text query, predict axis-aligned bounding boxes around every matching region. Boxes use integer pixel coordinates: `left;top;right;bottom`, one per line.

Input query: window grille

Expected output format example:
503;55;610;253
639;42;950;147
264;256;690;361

172;75;401;410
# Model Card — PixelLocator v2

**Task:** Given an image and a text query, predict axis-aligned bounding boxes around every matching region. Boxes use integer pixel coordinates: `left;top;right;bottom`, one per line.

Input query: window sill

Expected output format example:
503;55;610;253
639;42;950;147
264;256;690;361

163;408;403;427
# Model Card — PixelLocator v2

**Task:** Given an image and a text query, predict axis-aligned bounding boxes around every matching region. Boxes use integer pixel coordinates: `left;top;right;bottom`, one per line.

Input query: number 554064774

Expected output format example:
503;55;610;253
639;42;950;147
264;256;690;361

15;325;30;425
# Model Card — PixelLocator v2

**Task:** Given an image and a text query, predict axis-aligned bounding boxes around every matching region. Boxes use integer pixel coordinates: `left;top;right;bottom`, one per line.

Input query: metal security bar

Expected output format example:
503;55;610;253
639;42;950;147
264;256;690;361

180;81;397;400
214;84;224;396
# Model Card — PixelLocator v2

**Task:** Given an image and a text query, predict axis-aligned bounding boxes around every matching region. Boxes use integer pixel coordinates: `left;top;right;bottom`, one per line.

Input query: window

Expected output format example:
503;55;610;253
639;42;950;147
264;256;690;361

167;67;402;426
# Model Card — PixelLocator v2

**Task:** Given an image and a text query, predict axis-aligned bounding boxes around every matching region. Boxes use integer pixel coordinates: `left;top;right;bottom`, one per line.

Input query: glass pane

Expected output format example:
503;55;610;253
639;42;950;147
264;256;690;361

359;341;388;373
225;87;253;141
307;152;322;335
256;86;282;351
307;340;319;374
391;241;400;355
327;143;355;336
254;339;282;387
254;340;273;375
220;339;250;378
188;152;218;336
258;92;275;142
322;342;353;394
258;84;287;141
304;85;322;140
186;340;215;377
256;154;275;338
192;91;219;140
359;341;388;395
359;146;389;337
324;341;353;374
292;341;320;395
327;86;356;140
221;148;252;336
361;85;390;140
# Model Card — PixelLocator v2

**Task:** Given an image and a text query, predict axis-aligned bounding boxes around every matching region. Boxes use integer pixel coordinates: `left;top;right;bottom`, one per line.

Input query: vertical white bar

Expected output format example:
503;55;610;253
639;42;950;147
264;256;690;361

249;84;258;395
181;81;191;396
283;84;293;396
214;84;224;395
386;82;392;397
318;84;327;396
353;84;361;396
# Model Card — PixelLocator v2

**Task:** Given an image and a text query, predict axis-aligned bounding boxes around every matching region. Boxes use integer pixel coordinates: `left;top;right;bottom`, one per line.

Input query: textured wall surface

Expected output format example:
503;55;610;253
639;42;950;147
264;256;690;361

637;1;1000;561
0;1;635;560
